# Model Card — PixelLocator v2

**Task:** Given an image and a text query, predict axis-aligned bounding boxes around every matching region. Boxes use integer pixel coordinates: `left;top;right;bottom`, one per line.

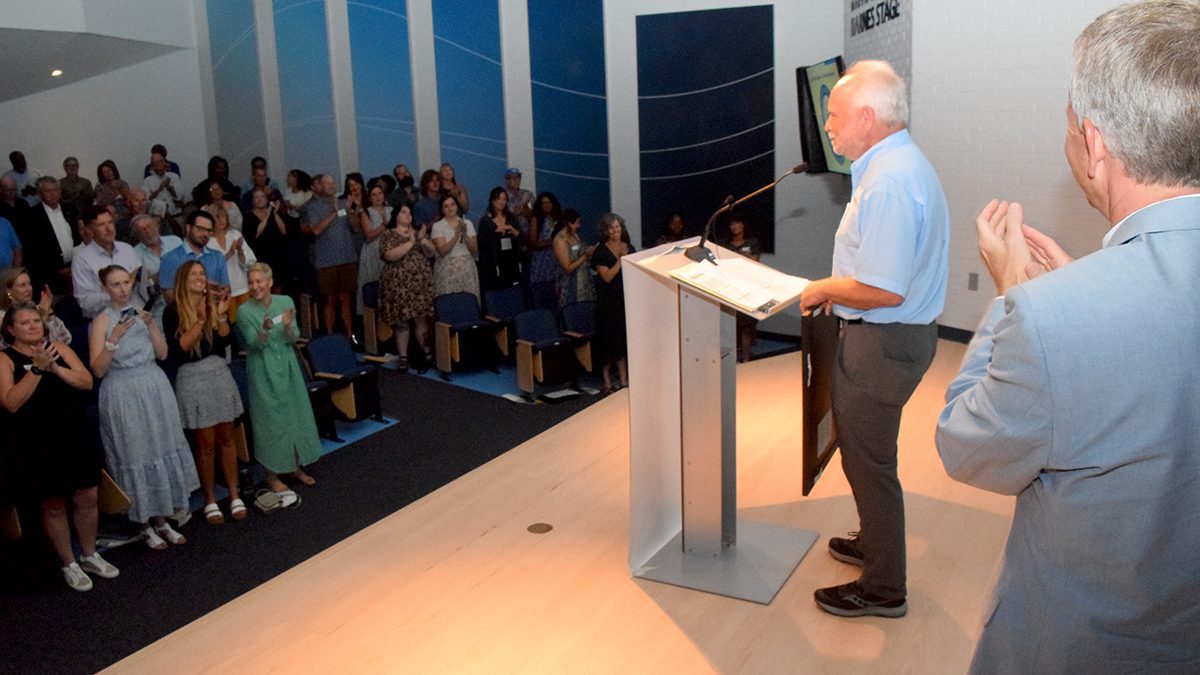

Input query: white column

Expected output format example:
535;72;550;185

498;0;535;190
602;1;641;242
253;0;286;178
325;0;359;177
407;0;440;172
191;0;220;158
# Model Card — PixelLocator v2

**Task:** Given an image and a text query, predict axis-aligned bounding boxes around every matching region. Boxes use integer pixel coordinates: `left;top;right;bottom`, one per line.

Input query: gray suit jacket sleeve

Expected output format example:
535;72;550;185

936;290;1054;495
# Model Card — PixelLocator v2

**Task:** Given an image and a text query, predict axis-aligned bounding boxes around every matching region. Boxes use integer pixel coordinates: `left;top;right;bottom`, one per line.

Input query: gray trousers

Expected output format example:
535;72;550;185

832;320;937;600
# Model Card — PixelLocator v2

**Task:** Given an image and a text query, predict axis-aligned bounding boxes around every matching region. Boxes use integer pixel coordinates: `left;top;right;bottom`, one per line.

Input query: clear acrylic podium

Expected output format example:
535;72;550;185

624;238;817;604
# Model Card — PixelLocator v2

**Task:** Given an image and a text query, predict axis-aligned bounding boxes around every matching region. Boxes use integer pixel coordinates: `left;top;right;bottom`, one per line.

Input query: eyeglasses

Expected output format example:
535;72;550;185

190;225;214;233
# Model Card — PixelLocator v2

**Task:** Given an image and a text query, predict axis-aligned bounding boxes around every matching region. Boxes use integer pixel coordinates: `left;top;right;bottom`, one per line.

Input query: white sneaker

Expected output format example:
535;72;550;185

79;553;120;579
62;562;93;592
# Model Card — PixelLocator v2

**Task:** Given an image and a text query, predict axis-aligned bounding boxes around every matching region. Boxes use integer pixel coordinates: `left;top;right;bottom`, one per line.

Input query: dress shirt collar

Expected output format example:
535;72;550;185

850;128;912;189
1102;193;1200;248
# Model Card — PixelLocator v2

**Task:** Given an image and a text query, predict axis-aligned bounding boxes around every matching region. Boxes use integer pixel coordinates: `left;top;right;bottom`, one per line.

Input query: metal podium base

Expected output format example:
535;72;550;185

633;520;818;604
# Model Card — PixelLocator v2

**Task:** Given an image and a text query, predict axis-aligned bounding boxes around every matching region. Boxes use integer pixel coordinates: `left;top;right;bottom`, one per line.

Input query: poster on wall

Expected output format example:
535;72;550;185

796;57;849;176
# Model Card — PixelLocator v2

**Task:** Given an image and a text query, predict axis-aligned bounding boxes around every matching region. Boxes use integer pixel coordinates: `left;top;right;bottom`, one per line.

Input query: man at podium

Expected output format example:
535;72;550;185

799;60;949;618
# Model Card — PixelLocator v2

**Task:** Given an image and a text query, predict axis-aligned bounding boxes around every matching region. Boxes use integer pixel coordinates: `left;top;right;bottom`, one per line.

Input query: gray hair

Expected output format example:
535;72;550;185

1070;0;1200;187
596;212;628;239
35;175;60;189
842;60;909;128
130;213;158;232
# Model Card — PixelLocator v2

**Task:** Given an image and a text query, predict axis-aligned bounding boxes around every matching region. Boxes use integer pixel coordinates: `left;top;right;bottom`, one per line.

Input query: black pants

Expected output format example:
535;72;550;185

832;320;937;599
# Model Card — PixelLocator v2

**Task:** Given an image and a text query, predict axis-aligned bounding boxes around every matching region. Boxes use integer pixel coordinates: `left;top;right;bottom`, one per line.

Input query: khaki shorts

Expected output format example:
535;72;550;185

316;262;358;297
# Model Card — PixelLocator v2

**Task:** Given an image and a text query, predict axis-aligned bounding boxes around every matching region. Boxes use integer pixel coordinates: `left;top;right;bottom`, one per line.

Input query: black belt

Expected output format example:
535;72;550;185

842;318;864;325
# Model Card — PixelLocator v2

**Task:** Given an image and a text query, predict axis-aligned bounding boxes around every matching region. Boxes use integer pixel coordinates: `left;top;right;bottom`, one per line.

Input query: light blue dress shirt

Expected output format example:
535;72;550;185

831;128;949;324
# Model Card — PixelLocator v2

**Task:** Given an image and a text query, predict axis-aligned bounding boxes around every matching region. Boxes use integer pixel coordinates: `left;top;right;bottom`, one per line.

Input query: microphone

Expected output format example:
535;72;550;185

684;163;809;264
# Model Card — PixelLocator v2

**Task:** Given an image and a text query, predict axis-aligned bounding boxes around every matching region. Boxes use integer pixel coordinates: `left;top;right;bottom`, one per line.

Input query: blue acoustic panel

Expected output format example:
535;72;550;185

349;1;417;182
528;0;610;238
207;2;266;169
274;0;339;175
432;0;507;217
637;6;776;253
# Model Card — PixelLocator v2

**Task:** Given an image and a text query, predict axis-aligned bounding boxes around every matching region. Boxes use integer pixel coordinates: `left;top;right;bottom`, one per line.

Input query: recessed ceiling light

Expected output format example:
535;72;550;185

51;69;63;77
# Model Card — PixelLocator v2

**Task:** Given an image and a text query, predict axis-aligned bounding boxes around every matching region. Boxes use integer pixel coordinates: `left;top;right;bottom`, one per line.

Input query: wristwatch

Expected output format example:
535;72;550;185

30;365;45;376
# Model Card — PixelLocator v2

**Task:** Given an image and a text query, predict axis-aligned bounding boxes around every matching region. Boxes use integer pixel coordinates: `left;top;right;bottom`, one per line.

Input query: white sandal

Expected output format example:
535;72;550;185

141;526;168;551
204;502;224;524
229;498;247;520
154;522;187;545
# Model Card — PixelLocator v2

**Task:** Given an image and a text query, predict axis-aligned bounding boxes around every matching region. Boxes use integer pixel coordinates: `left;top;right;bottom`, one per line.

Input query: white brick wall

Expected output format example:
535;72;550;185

910;0;1123;331
844;0;912;87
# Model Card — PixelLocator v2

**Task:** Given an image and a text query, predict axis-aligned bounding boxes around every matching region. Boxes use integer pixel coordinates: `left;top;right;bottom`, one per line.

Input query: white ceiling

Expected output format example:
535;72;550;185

0;27;184;104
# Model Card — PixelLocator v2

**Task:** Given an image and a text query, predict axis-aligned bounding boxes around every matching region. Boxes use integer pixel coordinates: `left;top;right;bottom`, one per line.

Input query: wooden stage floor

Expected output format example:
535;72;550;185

109;341;1013;674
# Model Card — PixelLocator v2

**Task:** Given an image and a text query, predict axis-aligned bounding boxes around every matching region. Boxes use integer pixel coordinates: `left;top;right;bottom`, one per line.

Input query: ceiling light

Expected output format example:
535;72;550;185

51;69;63;77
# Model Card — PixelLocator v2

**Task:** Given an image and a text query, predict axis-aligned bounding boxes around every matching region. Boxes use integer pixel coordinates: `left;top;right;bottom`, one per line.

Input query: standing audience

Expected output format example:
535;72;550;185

132;214;183;327
0;267;71;349
527;192;562;308
552;208;595;309
430;194;479;302
356;183;390;317
378;204;435;372
90;265;198;550
71;206;140;319
0;304;116;591
590;213;633;395
58;157;94;216
163;261;246;524
477;186;523;292
301;174;360;339
236;263;321;501
206;199;256;322
243;187;291;294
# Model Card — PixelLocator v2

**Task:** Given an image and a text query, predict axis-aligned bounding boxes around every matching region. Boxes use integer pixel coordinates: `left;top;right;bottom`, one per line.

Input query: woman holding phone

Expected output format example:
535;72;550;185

236;263;321;500
163;261;245;523
90;264;198;550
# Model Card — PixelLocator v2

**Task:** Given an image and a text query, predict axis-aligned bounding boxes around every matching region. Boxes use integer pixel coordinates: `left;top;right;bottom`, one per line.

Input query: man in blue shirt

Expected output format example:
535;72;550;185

800;60;949;618
159;210;230;302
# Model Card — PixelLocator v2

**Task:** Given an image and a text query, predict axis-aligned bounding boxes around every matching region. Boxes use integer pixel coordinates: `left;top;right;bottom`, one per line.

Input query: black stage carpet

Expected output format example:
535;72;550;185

0;370;595;675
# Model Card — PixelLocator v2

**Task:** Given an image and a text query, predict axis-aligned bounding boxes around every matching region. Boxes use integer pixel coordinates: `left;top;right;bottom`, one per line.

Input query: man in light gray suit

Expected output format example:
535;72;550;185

936;1;1200;671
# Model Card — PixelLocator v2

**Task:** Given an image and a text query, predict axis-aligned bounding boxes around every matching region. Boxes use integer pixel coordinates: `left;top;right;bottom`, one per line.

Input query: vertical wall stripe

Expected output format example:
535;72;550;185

499;0;535;191
325;0;359;178
602;1;641;241
192;0;219;158
254;0;285;179
407;0;440;172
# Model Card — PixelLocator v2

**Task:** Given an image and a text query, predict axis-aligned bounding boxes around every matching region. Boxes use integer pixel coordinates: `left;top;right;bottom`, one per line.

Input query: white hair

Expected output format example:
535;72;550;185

842;60;909;128
1070;0;1200;187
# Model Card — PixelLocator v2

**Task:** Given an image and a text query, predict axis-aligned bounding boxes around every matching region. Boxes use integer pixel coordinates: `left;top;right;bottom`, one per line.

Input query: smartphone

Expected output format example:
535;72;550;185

120;307;137;321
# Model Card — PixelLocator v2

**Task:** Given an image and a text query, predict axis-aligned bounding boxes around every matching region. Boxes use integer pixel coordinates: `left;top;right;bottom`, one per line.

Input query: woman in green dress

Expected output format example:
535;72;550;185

236;262;322;497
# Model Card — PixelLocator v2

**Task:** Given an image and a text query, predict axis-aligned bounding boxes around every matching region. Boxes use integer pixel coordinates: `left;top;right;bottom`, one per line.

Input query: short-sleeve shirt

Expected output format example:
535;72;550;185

302;197;360;269
831;128;949;325
431;218;477;259
0;217;20;268
158;243;231;290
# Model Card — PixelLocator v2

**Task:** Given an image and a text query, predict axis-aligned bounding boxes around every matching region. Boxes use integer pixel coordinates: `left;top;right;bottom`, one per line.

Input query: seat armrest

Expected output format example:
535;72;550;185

314;371;346;380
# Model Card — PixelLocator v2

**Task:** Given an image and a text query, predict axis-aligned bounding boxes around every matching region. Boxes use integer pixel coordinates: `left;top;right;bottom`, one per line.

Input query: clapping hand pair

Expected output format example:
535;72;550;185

976;200;1074;295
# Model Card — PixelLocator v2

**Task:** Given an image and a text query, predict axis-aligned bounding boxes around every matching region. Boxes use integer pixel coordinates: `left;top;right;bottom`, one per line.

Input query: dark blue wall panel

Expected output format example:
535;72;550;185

274;0;339;176
349;0;417;181
637;6;775;251
207;2;266;178
432;0;506;216
528;0;609;237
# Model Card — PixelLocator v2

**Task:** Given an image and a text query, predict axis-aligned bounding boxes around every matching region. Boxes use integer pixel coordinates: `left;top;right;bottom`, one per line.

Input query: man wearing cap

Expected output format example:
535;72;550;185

504;168;534;224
